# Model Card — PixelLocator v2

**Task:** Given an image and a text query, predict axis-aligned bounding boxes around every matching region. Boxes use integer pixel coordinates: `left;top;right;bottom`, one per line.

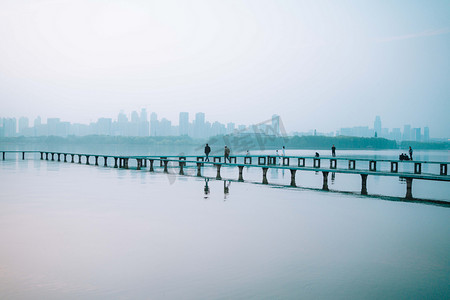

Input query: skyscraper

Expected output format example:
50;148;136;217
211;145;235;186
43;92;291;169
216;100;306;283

374;116;381;137
423;126;430;142
150;112;158;136
179;112;189;136
194;112;205;138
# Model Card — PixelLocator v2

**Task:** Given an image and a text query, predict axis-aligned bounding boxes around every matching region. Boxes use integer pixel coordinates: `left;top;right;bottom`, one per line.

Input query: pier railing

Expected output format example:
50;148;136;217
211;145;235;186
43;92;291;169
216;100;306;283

2;150;449;200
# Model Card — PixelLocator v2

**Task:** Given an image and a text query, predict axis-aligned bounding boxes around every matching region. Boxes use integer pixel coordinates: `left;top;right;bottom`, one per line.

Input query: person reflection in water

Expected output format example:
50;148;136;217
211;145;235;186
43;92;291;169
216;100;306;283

204;178;210;199
223;180;231;200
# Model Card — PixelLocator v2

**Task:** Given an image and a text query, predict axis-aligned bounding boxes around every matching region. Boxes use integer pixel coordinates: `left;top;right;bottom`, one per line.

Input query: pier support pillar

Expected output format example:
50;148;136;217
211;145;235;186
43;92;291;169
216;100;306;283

124;158;129;169
322;171;329;191
238;166;244;181
51;153;55;161
40;152;44;160
114;157;118;168
119;158;123;168
64;154;67;162
149;160;154;172
136;159;141;170
290;169;297;187
2;152;4;160
262;167;269;184
86;156;90;165
197;163;202;176
405;178;413;199
46;153;49;160
143;159;147;168
57;153;61;162
163;160;168;173
78;155;82;164
104;157;108;167
22;152;25;160
95;156;99;166
361;174;368;195
216;164;222;180
71;154;74;163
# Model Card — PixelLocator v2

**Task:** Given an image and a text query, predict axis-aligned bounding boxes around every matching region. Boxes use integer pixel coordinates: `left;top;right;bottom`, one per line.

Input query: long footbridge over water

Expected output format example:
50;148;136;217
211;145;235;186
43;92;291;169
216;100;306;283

2;150;449;202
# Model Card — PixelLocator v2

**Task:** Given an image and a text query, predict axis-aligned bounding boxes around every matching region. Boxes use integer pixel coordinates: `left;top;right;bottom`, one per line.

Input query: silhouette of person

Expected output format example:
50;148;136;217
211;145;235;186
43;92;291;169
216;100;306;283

204;143;211;162
331;145;336;157
409;146;413;160
282;146;286;156
246;150;250;156
224;146;231;163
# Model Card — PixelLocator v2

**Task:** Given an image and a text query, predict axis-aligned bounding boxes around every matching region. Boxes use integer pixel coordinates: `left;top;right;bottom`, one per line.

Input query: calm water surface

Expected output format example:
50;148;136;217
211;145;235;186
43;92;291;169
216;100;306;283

0;154;449;299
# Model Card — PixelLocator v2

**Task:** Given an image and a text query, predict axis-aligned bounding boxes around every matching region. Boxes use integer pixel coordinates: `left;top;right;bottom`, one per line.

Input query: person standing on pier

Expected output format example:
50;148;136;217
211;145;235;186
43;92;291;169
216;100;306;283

409;146;413;160
331;145;336;157
204;143;211;161
224;146;231;163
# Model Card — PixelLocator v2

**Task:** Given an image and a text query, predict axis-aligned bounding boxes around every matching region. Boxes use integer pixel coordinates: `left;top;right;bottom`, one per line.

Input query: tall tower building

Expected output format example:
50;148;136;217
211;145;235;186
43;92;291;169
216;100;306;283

194;112;205;138
179;112;189;136
374;116;382;137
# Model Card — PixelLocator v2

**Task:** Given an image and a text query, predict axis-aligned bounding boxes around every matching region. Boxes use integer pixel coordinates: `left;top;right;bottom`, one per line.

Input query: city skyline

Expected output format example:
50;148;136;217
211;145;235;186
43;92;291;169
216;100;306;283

0;110;438;142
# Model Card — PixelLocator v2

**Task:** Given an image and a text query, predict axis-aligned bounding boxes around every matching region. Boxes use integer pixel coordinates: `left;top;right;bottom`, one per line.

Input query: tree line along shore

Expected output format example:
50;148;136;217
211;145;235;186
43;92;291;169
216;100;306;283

1;135;448;150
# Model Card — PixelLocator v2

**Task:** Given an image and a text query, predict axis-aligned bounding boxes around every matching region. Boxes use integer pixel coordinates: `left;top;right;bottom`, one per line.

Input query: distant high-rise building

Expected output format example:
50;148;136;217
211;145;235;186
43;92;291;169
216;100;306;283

138;108;149;136
423;127;430;142
150;112;159;136
374;116;381;137
18;117;29;135
226;122;235;134
140;109;148;122
403;125;411;141
194;112;205;138
413;128;421;142
179;112;189;136
131;111;139;123
2;118;17;137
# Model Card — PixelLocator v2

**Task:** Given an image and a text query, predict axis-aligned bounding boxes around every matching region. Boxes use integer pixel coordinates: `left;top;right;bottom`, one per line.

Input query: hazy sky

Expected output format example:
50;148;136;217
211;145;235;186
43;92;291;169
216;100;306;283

0;0;449;137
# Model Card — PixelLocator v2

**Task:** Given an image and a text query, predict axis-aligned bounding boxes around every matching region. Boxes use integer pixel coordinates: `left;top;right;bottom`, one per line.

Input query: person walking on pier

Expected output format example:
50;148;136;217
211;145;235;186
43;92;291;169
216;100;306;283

409;146;413;160
331;145;336;157
224;146;231;163
204;143;211;161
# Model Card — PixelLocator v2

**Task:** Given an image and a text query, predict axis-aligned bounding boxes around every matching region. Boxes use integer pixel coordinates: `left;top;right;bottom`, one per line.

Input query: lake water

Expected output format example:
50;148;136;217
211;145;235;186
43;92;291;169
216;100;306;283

0;148;449;299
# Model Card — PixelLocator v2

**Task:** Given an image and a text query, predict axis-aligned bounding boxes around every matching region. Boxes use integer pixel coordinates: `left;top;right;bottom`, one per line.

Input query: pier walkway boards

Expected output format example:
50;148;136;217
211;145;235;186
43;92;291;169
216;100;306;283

2;150;449;202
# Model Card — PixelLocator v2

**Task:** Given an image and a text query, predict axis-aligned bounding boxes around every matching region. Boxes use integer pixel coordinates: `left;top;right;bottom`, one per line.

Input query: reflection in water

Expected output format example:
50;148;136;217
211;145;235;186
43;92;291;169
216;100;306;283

224;180;231;200
331;172;336;184
204;178;210;199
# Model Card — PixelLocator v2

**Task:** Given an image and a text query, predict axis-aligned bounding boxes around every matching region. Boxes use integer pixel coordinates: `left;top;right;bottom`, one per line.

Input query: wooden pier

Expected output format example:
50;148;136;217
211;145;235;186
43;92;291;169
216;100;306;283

1;150;449;200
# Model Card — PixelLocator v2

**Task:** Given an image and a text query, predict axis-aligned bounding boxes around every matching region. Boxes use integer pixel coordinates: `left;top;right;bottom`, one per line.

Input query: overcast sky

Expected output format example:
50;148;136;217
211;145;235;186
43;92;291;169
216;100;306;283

0;0;449;137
